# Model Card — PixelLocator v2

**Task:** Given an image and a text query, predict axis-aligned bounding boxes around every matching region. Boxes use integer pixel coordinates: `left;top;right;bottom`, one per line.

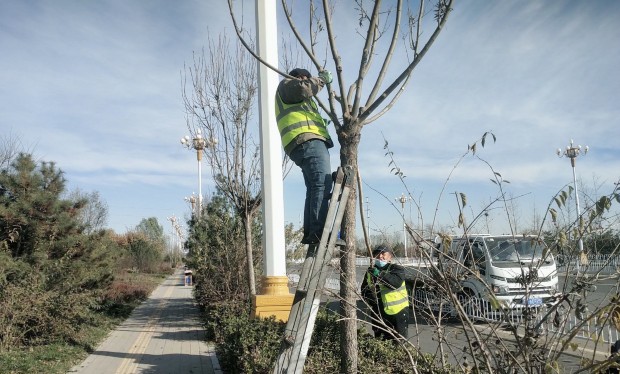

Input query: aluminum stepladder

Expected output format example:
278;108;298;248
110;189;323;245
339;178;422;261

273;165;354;374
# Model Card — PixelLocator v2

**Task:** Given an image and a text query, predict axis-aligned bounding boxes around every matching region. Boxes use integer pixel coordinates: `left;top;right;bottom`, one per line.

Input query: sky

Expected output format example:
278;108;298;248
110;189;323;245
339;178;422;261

2;1;619;244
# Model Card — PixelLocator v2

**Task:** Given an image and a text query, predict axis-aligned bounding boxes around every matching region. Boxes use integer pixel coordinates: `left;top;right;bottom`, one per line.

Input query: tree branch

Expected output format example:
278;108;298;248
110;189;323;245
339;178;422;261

359;0;453;123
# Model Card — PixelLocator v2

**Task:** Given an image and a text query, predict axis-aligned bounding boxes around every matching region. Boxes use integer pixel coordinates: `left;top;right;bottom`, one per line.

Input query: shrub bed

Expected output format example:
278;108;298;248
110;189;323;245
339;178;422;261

204;301;453;373
96;273;157;317
0;270;168;373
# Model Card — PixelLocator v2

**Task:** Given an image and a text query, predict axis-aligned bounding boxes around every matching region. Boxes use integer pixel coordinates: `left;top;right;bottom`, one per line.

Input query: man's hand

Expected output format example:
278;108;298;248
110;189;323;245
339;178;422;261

318;70;333;84
371;267;380;277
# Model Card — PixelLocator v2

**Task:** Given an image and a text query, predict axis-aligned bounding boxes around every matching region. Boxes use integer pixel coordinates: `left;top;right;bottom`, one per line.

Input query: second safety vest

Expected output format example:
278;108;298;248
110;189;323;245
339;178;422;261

275;92;330;149
366;273;409;315
380;281;409;315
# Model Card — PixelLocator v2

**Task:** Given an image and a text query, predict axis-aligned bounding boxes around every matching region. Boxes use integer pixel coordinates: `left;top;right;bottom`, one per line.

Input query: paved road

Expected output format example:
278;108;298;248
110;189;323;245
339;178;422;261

311;264;616;371
69;270;221;374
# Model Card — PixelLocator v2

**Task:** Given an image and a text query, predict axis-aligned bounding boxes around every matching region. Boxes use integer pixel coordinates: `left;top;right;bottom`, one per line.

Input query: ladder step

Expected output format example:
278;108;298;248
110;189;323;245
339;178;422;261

283;335;295;347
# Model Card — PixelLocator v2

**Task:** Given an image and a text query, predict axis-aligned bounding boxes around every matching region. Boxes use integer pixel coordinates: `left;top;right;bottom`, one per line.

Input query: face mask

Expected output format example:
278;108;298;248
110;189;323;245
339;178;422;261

375;259;387;268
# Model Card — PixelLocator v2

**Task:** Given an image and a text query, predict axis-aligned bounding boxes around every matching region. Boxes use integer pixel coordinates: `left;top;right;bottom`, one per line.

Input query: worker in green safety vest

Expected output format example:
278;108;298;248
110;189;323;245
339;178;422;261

275;68;334;245
361;245;409;340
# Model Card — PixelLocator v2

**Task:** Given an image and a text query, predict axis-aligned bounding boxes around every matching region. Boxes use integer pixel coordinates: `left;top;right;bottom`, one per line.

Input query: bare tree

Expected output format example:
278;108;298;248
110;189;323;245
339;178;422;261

0;132;25;170
228;1;453;372
183;34;263;296
67;189;109;234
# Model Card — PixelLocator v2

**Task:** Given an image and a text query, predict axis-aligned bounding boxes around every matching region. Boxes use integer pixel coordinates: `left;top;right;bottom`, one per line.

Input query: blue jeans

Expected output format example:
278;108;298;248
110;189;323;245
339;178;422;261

289;139;332;242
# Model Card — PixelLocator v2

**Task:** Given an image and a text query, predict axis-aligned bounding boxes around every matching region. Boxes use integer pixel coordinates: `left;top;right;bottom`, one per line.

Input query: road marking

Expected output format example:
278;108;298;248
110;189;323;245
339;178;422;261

116;280;175;374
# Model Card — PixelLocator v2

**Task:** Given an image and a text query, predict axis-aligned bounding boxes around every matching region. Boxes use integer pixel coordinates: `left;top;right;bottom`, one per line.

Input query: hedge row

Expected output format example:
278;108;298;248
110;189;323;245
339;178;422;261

202;301;453;373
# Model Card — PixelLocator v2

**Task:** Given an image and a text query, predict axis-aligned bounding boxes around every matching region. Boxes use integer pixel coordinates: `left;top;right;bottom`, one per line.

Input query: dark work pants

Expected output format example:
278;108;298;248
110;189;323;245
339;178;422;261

289;139;332;241
376;308;409;340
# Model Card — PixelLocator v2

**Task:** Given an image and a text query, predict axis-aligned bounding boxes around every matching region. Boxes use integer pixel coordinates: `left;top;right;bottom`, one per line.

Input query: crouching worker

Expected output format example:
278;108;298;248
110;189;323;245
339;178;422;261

360;245;409;340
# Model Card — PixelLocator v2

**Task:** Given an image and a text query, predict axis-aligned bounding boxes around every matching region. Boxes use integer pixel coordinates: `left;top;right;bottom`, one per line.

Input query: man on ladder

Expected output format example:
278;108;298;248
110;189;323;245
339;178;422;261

275;67;335;245
274;66;356;374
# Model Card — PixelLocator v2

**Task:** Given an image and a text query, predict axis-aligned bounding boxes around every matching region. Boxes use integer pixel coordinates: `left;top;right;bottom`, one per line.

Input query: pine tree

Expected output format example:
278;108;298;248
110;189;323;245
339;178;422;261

0;153;115;350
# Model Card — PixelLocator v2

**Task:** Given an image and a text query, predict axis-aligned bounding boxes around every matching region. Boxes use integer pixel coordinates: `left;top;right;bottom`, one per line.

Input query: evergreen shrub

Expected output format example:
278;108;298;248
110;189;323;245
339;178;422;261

205;301;453;373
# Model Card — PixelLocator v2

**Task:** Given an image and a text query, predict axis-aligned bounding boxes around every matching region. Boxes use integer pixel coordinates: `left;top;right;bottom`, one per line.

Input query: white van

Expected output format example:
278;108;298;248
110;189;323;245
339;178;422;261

423;234;559;315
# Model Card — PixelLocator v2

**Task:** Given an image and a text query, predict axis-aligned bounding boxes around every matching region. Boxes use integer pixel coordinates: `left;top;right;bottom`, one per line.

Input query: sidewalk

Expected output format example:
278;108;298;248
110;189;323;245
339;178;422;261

69;269;222;374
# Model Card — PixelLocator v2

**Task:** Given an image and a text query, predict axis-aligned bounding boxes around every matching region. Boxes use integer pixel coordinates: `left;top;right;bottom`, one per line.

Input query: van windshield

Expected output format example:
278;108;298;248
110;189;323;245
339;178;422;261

488;237;549;263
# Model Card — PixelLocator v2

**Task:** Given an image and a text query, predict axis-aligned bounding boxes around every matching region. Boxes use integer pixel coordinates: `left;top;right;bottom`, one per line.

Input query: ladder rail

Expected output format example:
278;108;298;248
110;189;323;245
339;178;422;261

288;181;352;374
273;166;354;374
279;168;346;340
274;168;346;372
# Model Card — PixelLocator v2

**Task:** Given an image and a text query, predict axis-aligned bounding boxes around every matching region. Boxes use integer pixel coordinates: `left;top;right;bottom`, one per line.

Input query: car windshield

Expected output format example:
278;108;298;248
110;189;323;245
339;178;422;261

488;237;548;262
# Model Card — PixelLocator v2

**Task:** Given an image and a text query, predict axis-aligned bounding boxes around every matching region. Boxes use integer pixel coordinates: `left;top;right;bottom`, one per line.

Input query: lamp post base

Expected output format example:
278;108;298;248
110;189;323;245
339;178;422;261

251;276;294;322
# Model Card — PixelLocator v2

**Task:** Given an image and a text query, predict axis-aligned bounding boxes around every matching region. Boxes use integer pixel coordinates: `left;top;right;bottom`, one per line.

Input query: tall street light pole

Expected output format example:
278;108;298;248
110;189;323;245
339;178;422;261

167;215;178;266
181;129;216;217
251;0;292;322
557;139;588;271
395;193;412;258
167;215;185;268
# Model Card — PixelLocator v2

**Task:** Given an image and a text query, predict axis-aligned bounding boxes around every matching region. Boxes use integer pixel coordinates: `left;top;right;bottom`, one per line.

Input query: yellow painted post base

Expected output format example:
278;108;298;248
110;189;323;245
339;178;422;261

251;275;294;322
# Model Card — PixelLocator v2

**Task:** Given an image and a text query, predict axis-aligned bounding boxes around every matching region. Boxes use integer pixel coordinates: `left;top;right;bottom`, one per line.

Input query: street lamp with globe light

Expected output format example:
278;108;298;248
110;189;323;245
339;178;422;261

180;129;216;217
557;139;588;272
184;193;198;217
395;193;412;259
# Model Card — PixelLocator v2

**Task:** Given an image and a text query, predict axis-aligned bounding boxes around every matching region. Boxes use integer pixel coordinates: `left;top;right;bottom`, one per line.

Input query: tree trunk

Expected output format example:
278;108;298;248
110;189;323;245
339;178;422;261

339;134;360;374
244;212;257;296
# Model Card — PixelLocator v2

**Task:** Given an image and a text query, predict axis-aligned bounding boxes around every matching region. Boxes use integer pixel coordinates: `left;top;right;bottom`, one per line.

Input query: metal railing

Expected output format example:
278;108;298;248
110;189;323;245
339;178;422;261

556;254;620;273
411;288;620;344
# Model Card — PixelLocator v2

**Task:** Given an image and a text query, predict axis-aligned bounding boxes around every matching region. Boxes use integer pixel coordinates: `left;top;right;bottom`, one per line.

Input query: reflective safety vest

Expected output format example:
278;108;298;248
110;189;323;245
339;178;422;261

380;281;409;315
366;273;409;315
275;92;330;149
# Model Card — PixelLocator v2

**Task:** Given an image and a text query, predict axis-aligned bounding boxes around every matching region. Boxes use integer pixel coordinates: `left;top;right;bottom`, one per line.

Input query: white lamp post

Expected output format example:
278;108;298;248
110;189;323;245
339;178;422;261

557;139;588;271
395;193;412;258
167;215;178;265
180;129;216;216
167;215;185;267
184;193;198;217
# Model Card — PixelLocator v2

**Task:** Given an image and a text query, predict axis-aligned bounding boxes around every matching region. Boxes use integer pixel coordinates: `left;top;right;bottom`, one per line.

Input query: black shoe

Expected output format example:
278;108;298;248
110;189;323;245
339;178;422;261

301;233;321;245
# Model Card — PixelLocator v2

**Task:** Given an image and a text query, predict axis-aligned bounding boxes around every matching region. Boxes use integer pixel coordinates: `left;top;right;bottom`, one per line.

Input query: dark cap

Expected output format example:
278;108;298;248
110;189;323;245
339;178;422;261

372;245;394;258
289;68;311;78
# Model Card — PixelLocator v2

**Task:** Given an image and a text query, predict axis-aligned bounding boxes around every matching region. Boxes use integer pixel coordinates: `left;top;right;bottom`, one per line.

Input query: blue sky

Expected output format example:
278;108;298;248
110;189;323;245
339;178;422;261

2;1;619;242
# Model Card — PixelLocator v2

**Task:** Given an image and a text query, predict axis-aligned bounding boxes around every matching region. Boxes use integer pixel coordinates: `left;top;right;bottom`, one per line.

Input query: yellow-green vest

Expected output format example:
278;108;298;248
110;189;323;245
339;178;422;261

366;273;409;315
275;92;330;149
380;281;409;315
